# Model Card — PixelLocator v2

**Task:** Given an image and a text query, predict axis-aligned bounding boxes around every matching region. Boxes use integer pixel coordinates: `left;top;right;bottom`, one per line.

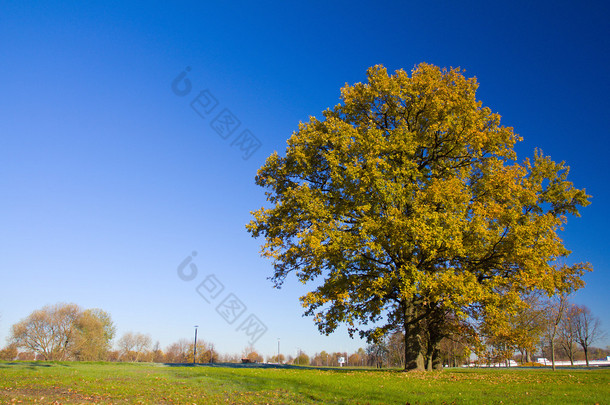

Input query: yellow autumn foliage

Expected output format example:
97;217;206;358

247;63;591;370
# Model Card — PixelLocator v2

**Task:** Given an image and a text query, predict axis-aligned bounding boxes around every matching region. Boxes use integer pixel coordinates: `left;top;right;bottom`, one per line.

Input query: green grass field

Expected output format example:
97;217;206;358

0;361;608;404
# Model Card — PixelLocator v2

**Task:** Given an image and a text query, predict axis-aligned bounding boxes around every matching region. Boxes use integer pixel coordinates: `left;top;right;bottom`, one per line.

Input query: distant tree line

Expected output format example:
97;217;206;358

475;294;606;369
0;301;605;368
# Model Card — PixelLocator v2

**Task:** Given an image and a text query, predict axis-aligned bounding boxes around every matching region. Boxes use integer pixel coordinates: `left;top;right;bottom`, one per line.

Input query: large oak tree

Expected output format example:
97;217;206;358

247;63;591;370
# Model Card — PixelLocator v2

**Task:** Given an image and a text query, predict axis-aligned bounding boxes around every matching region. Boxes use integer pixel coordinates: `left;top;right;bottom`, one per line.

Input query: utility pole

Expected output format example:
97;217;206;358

193;325;199;364
278;338;281;364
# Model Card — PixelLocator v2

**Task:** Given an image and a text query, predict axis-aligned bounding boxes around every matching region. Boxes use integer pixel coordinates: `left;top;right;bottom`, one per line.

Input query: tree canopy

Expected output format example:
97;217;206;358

247;63;591;370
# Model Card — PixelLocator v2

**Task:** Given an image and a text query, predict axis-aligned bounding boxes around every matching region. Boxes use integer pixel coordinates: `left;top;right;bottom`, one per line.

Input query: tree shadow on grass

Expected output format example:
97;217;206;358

165;362;303;369
0;361;75;370
164;362;397;373
0;361;51;369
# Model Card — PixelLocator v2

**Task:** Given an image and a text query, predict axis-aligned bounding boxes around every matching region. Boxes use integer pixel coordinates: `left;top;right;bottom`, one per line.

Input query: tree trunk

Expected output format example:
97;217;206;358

402;302;445;371
427;311;444;371
550;339;556;371
424;338;443;370
404;325;425;371
584;346;589;366
403;304;425;371
432;348;443;370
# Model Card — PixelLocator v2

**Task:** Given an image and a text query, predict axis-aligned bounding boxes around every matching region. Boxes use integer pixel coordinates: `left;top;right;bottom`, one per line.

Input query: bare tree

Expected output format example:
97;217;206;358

117;332;151;362
220;352;241;363
387;331;406;368
366;341;388;368
574;305;604;366
54;303;81;357
117;332;136;361
164;338;191;363
134;333;152;361
558;304;580;365
439;336;470;367
545;294;569;371
9;303;81;360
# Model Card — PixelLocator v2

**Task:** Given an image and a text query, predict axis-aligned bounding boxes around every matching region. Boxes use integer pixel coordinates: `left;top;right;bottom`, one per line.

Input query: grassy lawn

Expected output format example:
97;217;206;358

0;361;608;404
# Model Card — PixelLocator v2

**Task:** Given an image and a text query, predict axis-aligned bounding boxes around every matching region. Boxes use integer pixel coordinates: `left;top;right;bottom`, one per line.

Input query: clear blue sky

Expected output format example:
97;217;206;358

1;1;609;358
